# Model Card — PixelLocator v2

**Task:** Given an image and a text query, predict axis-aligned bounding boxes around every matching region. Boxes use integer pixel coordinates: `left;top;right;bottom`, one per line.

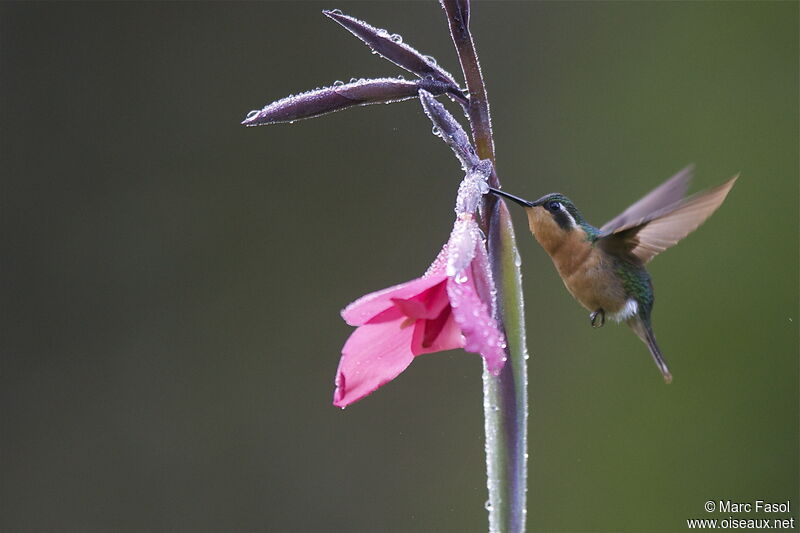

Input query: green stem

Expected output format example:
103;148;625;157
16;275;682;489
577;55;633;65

440;1;529;531
485;202;528;533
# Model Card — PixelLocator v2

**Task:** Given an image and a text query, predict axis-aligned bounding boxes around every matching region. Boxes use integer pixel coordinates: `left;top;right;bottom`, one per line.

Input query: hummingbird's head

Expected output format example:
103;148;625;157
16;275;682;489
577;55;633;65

525;193;592;252
488;188;593;253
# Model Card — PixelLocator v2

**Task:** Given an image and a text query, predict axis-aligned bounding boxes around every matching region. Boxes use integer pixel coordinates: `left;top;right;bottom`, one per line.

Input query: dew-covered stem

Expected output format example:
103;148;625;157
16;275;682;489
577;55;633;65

440;0;495;171
484;201;528;533
440;1;529;531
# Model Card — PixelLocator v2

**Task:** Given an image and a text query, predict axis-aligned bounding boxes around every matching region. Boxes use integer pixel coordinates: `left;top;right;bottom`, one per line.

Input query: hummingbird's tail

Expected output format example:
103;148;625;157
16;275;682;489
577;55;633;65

628;317;673;384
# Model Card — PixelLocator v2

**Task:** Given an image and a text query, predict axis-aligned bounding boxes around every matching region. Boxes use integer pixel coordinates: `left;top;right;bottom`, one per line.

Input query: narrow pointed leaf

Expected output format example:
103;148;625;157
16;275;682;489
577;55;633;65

419;89;479;170
323;10;460;89
242;77;451;126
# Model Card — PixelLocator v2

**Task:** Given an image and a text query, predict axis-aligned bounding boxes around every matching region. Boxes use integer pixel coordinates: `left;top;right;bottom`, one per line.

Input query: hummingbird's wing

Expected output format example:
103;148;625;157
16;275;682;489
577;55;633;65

598;175;737;264
599;165;694;235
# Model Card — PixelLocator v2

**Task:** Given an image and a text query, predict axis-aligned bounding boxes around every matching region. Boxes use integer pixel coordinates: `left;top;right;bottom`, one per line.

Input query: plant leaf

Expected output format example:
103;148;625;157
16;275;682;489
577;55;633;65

242;77;451;126
323;10;460;89
418;89;479;170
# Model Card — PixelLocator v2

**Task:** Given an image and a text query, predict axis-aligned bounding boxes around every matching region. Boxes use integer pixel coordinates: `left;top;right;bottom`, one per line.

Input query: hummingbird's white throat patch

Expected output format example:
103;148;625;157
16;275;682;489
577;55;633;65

610;298;639;322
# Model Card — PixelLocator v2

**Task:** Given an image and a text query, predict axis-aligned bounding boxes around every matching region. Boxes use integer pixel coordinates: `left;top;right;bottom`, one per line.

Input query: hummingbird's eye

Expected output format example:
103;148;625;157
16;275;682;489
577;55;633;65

545;201;562;212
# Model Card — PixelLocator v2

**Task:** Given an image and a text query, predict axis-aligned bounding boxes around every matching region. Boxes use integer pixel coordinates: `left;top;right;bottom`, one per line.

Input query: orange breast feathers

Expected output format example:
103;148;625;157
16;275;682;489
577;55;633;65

525;206;628;313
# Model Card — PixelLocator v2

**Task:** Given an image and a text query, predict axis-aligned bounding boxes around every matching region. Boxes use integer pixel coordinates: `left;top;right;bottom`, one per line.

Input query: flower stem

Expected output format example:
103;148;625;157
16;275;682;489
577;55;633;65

440;0;495;173
440;1;529;531
485;202;528;533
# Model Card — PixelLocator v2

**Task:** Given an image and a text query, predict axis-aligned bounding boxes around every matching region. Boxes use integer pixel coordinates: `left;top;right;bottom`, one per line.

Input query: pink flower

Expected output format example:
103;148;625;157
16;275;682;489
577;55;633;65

334;166;507;407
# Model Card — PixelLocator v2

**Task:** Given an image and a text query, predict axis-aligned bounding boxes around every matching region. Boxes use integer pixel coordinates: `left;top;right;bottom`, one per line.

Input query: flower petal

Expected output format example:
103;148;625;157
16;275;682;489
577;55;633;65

468;227;496;315
446;269;507;375
390;279;449;320
423;245;449;277
411;306;463;356
333;318;416;407
341;271;448;326
446;215;479;277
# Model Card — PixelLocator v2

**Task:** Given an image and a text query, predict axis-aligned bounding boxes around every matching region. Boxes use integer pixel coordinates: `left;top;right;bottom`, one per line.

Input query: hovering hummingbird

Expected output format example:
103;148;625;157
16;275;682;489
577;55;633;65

489;166;737;383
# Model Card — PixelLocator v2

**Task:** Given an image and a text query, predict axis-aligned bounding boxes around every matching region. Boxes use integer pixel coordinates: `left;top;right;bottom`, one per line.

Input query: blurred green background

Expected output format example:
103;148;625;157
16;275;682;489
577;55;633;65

1;2;797;532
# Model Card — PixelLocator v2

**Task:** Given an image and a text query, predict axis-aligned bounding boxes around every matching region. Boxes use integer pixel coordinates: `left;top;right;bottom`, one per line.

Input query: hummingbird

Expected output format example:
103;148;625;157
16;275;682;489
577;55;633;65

489;166;737;383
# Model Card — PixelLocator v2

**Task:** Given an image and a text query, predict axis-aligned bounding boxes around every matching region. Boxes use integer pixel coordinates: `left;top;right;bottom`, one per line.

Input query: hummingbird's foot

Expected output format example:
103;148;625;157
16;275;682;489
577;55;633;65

590;309;605;328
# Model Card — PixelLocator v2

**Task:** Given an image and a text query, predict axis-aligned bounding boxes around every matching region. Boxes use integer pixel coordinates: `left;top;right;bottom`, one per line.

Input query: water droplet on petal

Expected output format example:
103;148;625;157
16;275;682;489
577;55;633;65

431;125;441;136
349;77;357;83
245;109;259;120
484;499;493;511
329;8;343;15
455;272;468;284
390;33;403;43
513;249;522;267
333;80;344;86
423;55;438;66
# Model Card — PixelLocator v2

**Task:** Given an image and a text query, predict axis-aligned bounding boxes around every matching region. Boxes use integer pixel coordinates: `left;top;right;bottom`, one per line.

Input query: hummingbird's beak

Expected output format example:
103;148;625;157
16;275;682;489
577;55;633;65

488;187;534;208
